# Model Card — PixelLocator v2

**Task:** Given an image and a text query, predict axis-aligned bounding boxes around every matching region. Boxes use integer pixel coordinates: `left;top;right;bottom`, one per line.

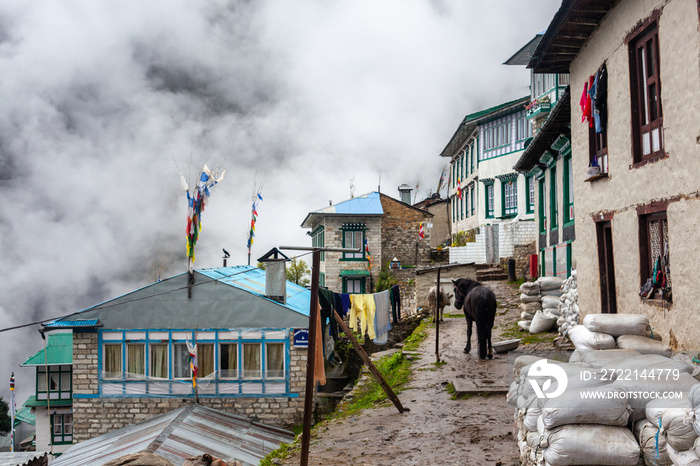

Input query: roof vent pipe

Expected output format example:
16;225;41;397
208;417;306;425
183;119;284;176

257;248;290;304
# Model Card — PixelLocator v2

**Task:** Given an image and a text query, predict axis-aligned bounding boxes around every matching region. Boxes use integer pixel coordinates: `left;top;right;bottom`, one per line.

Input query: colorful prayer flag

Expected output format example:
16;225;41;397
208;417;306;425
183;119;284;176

364;238;371;269
183;164;225;269
186;339;198;387
456;177;463;199
9;373;15;452
419;222;425;241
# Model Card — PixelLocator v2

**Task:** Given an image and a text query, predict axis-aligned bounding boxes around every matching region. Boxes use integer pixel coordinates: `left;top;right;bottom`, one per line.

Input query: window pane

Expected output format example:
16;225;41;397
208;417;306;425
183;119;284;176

267;343;284;379
199;344;214;377
173;343;191;379
243;343;261;378
150;344;168;379
220;343;238;378
38;371;47;392
53;416;62;435
127;344;145;378
104;344;122;379
64;414;72;435
50;373;59;391
60;372;71;392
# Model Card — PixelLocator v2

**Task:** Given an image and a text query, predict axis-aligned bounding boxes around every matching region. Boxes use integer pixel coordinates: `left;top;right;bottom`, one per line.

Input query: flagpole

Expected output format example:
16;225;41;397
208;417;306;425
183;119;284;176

10;373;15;452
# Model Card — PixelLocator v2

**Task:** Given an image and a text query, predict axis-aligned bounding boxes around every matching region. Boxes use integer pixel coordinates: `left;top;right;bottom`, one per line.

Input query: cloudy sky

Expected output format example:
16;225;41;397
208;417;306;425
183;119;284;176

0;0;560;403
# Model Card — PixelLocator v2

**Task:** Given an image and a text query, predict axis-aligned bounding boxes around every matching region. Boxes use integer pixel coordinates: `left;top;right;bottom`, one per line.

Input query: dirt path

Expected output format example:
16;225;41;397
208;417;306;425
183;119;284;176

281;280;556;466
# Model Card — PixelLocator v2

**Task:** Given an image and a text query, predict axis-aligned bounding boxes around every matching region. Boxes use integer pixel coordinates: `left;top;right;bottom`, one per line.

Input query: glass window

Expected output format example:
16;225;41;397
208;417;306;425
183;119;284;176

503;180;517;216
539;178;547;233
344;278;364;294
343;230;364;259
199;343;214;378
220;343;238;378
60;372;71;392
104;344;122;379
37;371;47;392
526;176;535;214
563;156;574;223
485;184;494;218
550;167;558;229
150;344;168;379
266;343;285;379
470;186;475;216
173;343;191;379
127;344;145;378
243;343;261;379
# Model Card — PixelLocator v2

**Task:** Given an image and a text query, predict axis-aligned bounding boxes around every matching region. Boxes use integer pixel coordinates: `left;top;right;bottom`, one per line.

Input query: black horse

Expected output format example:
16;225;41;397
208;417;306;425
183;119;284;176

452;278;497;359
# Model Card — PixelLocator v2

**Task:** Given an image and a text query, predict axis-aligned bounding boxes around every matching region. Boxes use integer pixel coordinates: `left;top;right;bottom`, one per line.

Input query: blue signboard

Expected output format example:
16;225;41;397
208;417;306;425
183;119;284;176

293;328;309;348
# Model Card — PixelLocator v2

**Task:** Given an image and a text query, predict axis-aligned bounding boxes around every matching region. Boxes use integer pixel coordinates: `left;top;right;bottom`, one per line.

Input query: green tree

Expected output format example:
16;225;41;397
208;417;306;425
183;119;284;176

286;258;310;287
0;397;10;435
256;261;266;270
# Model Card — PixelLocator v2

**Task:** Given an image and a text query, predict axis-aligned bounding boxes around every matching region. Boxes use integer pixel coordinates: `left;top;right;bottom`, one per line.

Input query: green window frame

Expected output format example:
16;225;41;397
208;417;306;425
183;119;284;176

470;186;475;216
563;155;574;225
342;277;365;294
485;183;494;218
452;198;456;223
526;175;535;214
538;178;546;233
311;226;325;261
51;413;73;445
470;145;475;173
342;227;365;260
37;365;72;401
464;188;469;218
502;179;517;217
550;167;558;229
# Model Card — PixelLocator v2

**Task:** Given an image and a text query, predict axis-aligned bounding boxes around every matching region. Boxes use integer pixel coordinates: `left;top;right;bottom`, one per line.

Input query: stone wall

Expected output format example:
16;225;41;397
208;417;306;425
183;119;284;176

388;269;417;317
72;331;308;442
379;194;432;269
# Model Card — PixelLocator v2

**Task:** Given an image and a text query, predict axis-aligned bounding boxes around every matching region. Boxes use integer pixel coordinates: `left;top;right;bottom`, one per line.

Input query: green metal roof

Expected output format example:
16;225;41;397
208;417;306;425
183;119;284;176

22;395;73;408
20;333;73;367
339;270;370;277
14;407;35;427
462;96;529;124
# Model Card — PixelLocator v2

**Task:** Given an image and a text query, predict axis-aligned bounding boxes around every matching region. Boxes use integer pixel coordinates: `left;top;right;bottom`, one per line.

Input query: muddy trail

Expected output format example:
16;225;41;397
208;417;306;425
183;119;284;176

280;280;562;466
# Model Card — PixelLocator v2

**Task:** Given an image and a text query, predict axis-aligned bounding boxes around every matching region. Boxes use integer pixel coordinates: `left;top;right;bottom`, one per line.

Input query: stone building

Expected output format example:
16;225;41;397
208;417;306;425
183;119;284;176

439;97;538;275
301;191;433;299
531;0;700;348
508;34;575;279
414;193;451;250
37;265;312;443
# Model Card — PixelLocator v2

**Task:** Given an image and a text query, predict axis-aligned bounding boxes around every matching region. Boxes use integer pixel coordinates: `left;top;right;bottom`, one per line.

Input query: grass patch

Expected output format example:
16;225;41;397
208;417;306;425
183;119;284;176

445;382;492;400
260;434;301;466
507;277;526;289
499;321;557;346
442;313;464;318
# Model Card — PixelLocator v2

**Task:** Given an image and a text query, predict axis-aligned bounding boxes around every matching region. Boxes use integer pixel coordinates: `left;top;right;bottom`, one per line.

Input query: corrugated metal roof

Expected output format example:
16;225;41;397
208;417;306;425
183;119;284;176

43;319;100;328
0;452;49;466
198;266;310;317
20;333;73;366
14;407;35;427
301;192;383;228
52;404;295;466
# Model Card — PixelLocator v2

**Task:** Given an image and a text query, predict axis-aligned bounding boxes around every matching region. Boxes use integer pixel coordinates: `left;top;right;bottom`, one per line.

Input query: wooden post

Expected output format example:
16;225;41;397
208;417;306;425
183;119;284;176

332;311;408;414
435;267;441;363
300;249;321;466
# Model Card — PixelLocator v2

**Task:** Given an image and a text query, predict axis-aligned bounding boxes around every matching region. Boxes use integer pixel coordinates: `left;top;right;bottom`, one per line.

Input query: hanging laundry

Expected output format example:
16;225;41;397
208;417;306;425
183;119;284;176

349;294;376;339
313;302;326;385
319;288;338;342
588;73;597;129
580;80;589;120
373;290;392;345
594;63;608;134
582;75;595;127
339;293;351;317
390;285;401;323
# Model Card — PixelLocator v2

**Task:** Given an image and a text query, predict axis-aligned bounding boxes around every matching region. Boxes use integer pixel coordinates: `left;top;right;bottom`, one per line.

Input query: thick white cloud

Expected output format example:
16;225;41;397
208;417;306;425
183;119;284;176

0;0;559;403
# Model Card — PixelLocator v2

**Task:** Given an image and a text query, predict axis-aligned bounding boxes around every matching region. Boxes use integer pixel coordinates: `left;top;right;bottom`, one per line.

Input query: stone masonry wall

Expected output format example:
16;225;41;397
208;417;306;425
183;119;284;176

379;194;432;269
72;332;308;442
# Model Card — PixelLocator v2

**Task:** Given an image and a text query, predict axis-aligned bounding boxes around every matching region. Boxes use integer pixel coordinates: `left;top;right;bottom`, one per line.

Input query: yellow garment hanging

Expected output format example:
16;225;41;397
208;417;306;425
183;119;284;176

349;294;376;339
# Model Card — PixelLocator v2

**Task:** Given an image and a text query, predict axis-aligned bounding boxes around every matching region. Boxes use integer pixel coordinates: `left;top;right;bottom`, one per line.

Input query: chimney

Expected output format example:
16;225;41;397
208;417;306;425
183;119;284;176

398;184;413;205
257;248;290;304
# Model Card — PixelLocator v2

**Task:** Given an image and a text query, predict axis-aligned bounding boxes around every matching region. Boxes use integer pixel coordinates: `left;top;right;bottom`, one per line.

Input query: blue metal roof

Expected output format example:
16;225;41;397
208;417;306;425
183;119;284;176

198;265;310;317
44;319;100;328
301;192;383;228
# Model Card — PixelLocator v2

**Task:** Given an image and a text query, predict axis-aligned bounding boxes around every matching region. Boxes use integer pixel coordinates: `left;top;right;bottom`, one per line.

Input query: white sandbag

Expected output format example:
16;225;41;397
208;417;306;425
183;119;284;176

567;324;616;351
507;380;519;406
520;281;541;294
545;308;562;318
667;442;700;466
521;363;606;402
568;349;583;363
695;436;700;459
536;276;564;291
662;406;698;451
616;334;672;355
530;311;557;334
688;383;700;407
611;372;699;419
540;385;631;429
639;421;672;466
673;354;700;377
577;349;642;368
647;397;691;425
583;313;649;337
524;405;541;432
520;293;541;303
520;310;535;320
514;355;551;376
518;320;531;332
520;302;542;312
541;424;640;465
541;288;563;297
541;295;561;309
526;431;540;449
647;329;663;341
556;316;566;328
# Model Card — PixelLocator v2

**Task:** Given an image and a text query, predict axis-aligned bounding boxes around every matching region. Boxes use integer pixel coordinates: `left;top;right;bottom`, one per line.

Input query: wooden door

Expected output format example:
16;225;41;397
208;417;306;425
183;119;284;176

596;221;617;313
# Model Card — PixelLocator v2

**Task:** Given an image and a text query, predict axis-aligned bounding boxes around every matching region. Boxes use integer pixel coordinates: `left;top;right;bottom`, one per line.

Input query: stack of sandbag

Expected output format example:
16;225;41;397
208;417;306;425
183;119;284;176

665;384;700;464
557;270;579;337
637;397;699;465
518;281;541;332
567;324;617;351
582;313;672;355
536;275;564;297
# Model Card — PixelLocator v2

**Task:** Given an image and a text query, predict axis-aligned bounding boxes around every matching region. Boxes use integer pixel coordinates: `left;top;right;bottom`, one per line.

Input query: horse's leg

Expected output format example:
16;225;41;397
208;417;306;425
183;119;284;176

487;327;493;359
477;323;488;359
464;316;472;353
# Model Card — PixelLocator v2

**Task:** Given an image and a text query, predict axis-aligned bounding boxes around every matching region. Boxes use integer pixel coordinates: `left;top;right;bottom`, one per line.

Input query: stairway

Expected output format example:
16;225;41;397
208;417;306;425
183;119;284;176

476;263;508;281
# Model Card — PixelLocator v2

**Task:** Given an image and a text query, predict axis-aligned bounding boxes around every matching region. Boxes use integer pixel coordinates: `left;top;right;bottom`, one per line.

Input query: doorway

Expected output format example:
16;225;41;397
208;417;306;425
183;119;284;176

596;220;617;313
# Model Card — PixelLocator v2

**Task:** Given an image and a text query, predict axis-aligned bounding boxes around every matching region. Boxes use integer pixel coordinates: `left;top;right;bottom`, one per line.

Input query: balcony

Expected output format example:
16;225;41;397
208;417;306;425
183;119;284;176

526;97;551;120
